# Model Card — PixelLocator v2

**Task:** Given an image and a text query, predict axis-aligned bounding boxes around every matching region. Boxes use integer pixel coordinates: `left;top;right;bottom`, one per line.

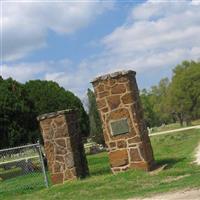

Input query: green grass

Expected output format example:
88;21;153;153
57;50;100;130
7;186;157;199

192;119;200;126
151;123;182;133
0;173;45;194
151;119;200;133
1;129;200;200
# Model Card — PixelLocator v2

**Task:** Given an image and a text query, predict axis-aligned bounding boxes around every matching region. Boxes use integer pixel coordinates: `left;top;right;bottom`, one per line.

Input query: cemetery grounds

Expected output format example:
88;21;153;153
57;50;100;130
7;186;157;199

0;128;200;200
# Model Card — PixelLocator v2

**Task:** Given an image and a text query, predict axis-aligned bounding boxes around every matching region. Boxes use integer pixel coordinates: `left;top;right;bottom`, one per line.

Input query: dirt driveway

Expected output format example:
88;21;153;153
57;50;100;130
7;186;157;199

129;189;200;200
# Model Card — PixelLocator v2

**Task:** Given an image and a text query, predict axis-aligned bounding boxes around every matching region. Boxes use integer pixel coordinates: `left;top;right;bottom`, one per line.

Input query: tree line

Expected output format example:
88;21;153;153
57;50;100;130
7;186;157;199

87;60;200;143
0;79;89;149
0;60;199;148
141;60;200;127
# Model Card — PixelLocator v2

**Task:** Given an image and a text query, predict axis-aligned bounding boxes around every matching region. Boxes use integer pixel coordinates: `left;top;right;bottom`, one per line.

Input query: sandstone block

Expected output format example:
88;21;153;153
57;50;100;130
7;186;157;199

128;136;141;144
96;84;105;93
117;140;127;148
107;108;130;121
55;138;66;148
96;99;106;109
109;141;116;148
51;173;63;184
101;107;109;113
109;150;128;167
54;116;66;127
129;162;149;171
55;125;68;138
98;91;109;98
107;95;121;110
129;148;142;162
56;155;65;163
111;84;126;94
109;79;116;86
121;92;133;104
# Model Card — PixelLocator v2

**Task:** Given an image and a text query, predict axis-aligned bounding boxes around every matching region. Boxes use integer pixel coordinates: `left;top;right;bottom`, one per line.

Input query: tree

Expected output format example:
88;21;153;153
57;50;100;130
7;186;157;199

25;80;89;138
0;78;36;148
169;60;200;125
87;89;104;144
150;78;172;124
0;78;89;148
140;89;158;127
140;78;172;127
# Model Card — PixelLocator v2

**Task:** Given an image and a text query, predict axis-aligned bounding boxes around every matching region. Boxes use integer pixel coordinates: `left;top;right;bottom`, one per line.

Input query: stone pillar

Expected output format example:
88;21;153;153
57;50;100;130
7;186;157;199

91;70;155;173
37;109;89;185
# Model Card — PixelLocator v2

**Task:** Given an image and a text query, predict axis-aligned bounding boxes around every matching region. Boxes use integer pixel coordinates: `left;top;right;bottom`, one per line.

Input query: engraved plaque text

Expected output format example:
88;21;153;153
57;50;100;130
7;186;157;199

110;118;129;136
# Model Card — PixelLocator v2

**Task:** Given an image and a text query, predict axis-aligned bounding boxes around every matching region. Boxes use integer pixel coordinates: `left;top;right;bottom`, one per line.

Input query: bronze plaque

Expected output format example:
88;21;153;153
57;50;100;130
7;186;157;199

110;118;129;136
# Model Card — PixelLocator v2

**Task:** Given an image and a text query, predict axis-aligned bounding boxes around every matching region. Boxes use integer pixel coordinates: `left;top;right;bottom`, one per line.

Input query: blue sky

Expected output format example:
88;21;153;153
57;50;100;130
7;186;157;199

1;0;200;99
22;2;132;63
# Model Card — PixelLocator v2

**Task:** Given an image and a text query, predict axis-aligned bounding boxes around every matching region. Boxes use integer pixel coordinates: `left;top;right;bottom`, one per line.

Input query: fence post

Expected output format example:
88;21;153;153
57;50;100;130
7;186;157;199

37;141;49;188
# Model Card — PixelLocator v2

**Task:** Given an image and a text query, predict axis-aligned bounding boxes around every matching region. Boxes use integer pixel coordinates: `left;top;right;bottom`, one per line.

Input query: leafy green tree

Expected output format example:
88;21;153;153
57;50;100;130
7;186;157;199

150;78;172;124
25;80;89;138
169;60;200;125
87;88;104;144
140;89;158;127
0;78;89;148
140;78;172;127
0;78;36;148
139;60;200;128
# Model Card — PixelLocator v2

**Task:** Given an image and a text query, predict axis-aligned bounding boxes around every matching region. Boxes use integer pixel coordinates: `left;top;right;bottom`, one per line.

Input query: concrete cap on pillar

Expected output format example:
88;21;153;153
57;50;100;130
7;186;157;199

37;109;75;121
91;70;136;84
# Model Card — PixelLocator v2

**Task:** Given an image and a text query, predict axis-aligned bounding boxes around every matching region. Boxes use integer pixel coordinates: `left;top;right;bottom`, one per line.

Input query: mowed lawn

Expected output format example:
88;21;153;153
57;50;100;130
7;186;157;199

151;119;200;133
1;129;200;200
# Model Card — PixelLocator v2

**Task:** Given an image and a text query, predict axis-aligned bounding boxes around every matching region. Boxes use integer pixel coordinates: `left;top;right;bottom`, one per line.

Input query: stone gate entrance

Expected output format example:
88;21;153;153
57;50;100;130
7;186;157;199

91;70;155;173
37;109;89;184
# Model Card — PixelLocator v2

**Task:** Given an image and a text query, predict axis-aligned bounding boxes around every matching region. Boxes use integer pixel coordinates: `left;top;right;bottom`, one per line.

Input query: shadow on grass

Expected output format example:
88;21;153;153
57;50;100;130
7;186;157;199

0;169;25;180
89;166;111;176
0;168;43;181
0;183;45;198
156;157;186;169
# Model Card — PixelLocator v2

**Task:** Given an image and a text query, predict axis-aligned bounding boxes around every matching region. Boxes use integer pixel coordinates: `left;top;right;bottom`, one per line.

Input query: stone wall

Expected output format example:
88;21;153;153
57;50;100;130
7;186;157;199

37;109;89;184
91;70;155;173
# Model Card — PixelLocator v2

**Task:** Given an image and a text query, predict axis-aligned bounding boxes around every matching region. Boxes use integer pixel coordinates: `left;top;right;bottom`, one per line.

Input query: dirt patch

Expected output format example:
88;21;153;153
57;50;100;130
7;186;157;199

149;164;168;176
129;188;200;200
161;174;190;183
194;143;200;165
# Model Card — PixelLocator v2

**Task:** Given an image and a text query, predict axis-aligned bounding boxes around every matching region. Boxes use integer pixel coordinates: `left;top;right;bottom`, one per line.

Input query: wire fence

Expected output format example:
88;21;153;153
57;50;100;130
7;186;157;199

0;142;49;195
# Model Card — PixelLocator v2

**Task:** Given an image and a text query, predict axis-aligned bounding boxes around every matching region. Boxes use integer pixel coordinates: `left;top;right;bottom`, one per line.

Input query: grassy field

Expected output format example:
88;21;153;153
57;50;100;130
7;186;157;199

1;129;200;200
151;123;182;133
192;119;200;126
151;119;200;133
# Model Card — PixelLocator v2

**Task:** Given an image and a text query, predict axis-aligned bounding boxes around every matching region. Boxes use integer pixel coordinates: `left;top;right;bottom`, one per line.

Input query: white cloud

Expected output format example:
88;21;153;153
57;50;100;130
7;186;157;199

90;0;200;74
130;0;189;21
1;1;114;61
1;0;200;97
44;63;93;96
1;58;72;82
1;62;47;82
75;0;200;92
192;0;200;5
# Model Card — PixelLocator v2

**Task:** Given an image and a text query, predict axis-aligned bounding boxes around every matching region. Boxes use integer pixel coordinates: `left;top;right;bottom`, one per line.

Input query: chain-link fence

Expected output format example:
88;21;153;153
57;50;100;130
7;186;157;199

0;142;49;195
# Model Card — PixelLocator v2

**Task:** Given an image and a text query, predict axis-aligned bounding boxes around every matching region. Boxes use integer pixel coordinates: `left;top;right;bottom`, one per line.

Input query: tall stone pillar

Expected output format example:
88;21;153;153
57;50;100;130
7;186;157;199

91;70;155;173
37;109;89;185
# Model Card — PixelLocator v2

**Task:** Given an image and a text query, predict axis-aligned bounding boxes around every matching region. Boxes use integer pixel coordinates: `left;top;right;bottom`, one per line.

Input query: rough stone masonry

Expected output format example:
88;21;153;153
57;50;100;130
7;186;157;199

37;109;89;184
91;70;155;173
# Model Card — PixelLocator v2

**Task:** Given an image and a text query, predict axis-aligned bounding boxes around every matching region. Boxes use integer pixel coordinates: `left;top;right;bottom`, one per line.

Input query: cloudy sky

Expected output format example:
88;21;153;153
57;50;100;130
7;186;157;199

1;0;200;98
